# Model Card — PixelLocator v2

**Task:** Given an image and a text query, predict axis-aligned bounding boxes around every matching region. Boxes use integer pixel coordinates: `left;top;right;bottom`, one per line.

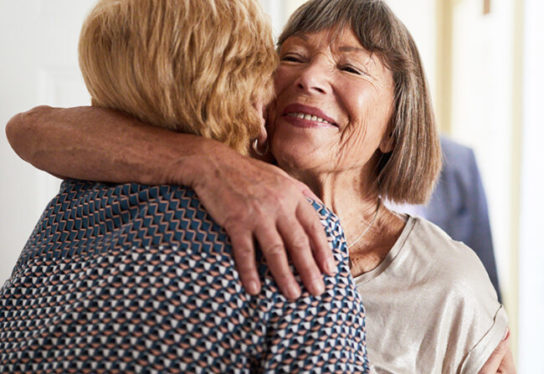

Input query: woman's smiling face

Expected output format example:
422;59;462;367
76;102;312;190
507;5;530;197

269;26;395;183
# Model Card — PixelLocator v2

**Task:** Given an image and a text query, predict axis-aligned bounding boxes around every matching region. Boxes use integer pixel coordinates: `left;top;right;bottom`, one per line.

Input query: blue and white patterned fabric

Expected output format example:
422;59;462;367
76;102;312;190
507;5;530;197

1;180;369;373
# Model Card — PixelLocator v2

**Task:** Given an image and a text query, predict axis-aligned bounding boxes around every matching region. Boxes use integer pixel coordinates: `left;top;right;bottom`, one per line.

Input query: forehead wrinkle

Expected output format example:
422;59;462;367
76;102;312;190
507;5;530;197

293;33;308;41
338;46;366;54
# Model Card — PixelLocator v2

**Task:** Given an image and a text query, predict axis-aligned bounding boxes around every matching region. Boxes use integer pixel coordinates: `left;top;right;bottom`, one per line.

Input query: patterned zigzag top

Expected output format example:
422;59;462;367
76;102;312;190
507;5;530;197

1;180;369;373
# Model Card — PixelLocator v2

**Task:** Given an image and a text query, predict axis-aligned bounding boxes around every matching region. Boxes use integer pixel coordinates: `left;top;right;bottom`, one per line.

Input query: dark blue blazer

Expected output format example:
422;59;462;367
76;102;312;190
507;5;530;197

401;137;501;299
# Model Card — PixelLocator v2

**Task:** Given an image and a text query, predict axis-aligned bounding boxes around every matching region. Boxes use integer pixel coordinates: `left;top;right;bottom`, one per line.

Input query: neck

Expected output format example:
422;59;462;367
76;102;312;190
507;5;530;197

296;168;405;276
300;168;380;237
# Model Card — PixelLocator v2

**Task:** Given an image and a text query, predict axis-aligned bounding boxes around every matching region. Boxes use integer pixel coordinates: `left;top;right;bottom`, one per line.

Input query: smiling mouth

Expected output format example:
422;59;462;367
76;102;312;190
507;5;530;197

286;112;335;126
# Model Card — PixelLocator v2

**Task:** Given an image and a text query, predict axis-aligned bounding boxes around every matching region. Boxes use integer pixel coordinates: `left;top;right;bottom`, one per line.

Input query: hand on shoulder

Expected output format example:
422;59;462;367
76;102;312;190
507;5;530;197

163;138;337;300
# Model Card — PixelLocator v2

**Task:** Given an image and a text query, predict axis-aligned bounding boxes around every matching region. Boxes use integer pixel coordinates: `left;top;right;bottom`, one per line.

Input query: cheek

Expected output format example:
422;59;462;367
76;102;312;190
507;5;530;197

348;87;393;136
273;66;291;94
337;93;393;164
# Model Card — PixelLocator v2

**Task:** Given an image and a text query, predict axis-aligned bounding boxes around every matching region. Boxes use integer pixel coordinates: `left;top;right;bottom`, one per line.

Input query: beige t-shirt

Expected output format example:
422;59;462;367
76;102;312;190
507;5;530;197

355;216;508;374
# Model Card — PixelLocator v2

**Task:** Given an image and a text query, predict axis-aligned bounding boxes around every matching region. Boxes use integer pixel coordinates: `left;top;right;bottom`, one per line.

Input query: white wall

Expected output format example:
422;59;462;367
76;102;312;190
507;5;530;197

518;0;544;370
0;0;94;284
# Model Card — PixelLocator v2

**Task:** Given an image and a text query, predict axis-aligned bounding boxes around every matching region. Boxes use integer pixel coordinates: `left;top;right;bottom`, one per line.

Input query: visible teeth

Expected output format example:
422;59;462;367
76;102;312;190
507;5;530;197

289;112;332;125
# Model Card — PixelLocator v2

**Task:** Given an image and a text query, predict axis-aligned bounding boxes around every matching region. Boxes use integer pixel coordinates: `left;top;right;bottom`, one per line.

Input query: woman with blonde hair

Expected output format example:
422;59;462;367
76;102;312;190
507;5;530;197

7;0;515;372
0;0;369;372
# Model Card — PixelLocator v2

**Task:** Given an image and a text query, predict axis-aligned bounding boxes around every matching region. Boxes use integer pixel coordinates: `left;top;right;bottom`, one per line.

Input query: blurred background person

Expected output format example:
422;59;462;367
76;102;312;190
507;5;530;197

391;135;501;299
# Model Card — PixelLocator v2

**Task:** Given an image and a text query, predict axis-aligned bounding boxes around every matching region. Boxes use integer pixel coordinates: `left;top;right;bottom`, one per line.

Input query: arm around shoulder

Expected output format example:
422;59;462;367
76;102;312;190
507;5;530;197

4;105;335;301
5;105;208;184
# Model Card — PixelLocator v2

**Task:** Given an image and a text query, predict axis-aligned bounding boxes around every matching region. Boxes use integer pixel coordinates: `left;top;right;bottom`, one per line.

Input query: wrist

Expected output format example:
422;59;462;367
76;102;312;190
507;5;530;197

159;135;227;189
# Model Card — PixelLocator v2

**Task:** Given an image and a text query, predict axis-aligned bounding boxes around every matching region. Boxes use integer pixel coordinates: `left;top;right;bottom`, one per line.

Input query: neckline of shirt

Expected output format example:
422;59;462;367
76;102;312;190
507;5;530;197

354;215;417;285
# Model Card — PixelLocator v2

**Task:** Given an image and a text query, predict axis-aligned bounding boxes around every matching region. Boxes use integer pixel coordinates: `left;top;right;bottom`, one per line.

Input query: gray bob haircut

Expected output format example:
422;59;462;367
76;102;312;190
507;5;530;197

279;0;442;204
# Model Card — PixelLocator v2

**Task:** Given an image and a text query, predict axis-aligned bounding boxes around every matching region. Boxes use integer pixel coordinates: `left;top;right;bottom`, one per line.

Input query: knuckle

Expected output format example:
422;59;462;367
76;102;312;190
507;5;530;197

310;219;325;232
223;218;249;233
262;243;286;257
289;238;310;254
232;245;254;259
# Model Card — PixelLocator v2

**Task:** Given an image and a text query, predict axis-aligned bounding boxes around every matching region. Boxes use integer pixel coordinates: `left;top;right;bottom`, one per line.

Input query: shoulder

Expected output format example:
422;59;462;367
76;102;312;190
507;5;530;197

309;199;346;249
392;217;502;331
60;180;200;207
58;180;221;243
363;217;506;372
406;217;491;287
406;218;505;342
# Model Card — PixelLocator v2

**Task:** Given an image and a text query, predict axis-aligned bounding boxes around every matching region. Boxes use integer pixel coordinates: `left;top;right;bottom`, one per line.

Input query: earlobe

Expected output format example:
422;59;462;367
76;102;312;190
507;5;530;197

252;137;269;157
251;125;269;157
258;123;268;146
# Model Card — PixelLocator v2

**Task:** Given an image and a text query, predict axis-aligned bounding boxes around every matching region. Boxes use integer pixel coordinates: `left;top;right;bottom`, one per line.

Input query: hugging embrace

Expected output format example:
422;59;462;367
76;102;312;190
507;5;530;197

2;0;514;373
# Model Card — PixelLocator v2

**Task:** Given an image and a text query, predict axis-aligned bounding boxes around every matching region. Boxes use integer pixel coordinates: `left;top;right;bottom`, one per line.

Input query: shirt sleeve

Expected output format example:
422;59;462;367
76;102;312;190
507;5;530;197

459;306;509;374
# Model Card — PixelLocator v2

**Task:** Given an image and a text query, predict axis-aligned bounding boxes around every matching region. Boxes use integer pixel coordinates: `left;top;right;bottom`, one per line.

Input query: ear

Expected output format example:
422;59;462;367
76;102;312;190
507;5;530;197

251;100;268;144
257;125;267;147
379;130;394;153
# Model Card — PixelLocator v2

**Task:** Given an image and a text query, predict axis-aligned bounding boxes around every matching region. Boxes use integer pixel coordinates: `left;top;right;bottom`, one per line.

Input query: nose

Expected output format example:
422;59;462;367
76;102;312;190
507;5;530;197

294;58;331;95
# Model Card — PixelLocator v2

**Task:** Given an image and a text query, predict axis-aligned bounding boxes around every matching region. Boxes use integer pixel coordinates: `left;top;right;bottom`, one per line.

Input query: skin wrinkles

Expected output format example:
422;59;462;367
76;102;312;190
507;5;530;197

269;27;395;207
267;26;404;269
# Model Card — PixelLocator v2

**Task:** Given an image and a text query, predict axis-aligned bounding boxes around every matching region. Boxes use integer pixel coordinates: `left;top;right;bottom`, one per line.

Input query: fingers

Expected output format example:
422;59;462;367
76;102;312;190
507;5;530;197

277;215;325;297
297;201;336;276
297;181;322;203
227;194;331;300
228;225;261;296
478;330;513;374
498;330;516;374
194;154;332;301
255;225;301;300
500;343;516;373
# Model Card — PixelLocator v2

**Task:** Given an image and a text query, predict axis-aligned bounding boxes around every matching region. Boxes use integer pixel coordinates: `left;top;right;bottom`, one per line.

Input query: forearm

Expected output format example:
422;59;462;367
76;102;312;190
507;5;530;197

5;105;334;300
5;105;208;186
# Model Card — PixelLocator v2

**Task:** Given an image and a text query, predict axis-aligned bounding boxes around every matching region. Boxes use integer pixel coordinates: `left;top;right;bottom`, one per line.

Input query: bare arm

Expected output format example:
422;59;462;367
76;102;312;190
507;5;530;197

6;105;204;183
6;105;335;299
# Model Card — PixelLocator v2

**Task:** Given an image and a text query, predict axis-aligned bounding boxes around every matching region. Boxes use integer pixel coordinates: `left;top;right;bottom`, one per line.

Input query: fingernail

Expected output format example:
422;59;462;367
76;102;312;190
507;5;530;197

313;280;325;295
287;284;301;300
503;329;510;341
326;258;337;274
247;281;260;295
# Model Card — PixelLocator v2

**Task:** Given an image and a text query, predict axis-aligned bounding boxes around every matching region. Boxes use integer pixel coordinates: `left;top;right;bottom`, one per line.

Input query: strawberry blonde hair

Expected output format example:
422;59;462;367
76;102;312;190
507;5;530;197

79;0;277;155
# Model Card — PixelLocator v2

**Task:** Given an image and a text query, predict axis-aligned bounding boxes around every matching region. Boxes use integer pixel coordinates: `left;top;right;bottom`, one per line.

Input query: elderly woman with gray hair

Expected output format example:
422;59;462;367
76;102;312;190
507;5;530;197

7;0;514;372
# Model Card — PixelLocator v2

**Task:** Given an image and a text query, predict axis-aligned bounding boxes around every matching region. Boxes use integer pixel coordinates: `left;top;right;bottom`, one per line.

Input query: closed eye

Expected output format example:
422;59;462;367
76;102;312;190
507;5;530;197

281;54;304;63
340;65;364;75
